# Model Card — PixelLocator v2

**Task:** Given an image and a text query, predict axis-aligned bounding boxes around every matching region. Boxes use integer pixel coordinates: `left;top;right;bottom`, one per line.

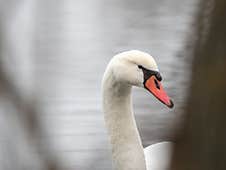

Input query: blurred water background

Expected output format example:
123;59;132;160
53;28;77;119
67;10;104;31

0;0;197;169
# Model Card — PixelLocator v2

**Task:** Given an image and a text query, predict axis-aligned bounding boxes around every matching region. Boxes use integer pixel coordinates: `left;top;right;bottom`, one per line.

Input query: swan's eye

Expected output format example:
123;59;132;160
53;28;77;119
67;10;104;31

138;65;142;69
154;79;160;89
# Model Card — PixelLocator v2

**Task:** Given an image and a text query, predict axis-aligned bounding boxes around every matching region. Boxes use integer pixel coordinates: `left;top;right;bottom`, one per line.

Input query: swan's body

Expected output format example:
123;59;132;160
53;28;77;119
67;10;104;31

102;50;173;170
144;142;173;170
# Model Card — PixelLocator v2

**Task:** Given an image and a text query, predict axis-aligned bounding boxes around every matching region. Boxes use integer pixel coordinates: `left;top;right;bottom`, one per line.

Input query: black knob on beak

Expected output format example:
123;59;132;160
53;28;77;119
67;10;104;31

156;72;162;81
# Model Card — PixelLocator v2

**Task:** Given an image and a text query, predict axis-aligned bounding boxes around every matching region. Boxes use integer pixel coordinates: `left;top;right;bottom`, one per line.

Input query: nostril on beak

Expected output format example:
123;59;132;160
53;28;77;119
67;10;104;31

154;79;160;89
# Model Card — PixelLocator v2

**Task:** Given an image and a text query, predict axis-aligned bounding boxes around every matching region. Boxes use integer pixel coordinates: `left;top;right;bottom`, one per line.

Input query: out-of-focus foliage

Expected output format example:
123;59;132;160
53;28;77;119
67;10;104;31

171;0;226;169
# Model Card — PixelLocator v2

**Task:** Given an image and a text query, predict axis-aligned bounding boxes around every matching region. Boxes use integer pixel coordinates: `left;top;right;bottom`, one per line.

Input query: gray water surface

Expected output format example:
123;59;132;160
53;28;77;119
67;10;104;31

0;0;197;169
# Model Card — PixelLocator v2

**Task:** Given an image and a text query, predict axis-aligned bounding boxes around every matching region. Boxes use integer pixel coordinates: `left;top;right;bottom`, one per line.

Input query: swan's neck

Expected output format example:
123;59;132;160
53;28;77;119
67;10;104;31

102;72;146;170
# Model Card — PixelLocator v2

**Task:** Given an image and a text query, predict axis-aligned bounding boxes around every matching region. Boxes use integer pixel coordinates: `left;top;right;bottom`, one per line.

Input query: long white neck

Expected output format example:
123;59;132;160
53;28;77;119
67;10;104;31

102;68;146;170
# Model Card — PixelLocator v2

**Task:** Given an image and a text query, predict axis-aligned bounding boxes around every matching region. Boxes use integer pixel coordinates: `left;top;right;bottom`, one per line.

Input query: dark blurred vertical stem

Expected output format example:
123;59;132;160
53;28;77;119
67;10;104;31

171;0;226;169
0;43;61;170
0;3;62;170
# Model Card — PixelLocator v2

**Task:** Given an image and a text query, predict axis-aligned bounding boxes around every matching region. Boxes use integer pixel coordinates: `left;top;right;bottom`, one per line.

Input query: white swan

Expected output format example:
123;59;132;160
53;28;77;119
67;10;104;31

102;50;174;170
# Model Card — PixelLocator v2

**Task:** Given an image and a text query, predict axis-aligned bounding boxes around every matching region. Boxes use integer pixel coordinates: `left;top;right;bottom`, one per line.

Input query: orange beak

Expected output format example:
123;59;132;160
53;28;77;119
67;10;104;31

144;76;174;108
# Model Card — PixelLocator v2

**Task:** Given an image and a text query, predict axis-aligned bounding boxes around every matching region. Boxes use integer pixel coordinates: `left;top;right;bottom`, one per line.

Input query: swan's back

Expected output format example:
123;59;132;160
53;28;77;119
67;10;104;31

144;142;173;170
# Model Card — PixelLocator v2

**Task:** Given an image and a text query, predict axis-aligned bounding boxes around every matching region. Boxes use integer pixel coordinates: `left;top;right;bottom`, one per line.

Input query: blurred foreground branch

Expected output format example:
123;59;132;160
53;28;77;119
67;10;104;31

0;10;62;170
171;0;226;169
0;59;61;170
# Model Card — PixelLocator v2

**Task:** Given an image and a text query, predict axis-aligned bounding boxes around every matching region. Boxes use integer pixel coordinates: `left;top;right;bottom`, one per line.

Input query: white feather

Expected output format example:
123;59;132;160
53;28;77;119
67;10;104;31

144;142;173;170
102;50;173;170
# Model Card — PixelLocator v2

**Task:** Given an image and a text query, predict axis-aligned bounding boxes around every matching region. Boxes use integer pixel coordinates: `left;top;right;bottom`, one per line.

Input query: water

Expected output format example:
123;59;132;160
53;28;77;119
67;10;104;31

0;0;197;169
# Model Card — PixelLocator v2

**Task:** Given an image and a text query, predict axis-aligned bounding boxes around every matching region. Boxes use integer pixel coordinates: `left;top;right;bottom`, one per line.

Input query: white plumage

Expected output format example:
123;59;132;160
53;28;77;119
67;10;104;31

102;50;173;170
144;142;173;170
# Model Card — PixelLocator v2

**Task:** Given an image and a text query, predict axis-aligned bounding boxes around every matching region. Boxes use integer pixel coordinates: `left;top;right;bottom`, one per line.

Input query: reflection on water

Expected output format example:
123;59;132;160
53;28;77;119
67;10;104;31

0;0;197;169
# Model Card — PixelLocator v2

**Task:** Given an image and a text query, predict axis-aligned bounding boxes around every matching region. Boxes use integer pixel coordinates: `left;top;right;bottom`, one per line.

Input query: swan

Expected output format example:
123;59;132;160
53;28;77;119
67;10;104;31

102;50;174;170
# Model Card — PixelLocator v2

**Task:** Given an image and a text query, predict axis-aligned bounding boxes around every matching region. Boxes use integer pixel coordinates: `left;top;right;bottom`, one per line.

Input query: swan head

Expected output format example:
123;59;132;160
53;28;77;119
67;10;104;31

108;50;174;108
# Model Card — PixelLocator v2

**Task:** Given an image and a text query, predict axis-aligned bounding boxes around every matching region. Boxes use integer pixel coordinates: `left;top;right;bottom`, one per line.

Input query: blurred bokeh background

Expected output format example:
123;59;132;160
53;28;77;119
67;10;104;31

0;0;202;170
